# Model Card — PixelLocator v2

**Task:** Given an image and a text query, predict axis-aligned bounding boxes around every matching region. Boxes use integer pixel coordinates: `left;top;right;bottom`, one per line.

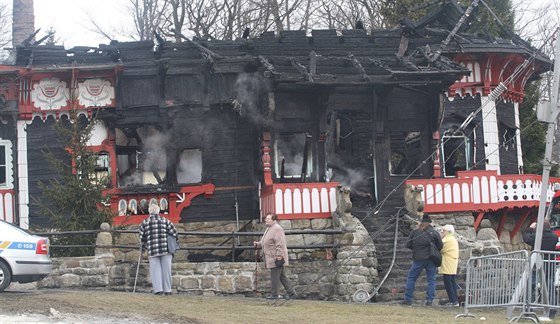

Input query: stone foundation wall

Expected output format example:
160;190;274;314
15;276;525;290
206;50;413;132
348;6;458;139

425;213;505;275
38;187;378;301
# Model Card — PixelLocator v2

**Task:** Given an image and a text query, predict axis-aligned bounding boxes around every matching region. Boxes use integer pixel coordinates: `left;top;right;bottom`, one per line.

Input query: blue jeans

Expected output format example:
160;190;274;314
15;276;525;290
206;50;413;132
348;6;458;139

443;274;458;303
404;259;437;302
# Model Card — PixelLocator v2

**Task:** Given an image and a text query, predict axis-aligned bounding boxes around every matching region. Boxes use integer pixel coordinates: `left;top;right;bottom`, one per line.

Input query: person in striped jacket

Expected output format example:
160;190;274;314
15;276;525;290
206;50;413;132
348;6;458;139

139;203;178;295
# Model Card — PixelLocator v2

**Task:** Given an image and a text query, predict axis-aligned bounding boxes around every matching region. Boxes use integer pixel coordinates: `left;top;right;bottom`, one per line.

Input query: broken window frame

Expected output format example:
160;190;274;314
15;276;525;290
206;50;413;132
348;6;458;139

273;133;314;182
115;126;169;188
0;140;12;189
441;129;472;177
499;122;517;151
176;148;203;184
76;151;112;188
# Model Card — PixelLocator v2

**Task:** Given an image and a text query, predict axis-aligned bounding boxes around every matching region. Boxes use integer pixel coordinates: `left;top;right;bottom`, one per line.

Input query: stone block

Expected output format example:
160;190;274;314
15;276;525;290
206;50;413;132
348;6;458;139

81;275;109;287
292;219;311;229
181;277;201;290
58;273;80;287
234;275;253;292
217;276;234;293
311;218;332;229
348;274;367;284
303;234;327;245
477;228;498;241
201;275;216;289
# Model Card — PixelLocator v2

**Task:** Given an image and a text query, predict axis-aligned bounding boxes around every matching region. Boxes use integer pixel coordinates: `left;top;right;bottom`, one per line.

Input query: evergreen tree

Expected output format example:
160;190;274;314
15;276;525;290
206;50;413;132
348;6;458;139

379;0;514;33
38;111;113;257
460;0;514;36
519;82;546;175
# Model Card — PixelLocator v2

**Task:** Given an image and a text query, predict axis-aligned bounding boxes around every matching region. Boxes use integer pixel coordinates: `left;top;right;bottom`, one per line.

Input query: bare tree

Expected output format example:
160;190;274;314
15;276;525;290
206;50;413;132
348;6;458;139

128;0;168;41
157;0;186;42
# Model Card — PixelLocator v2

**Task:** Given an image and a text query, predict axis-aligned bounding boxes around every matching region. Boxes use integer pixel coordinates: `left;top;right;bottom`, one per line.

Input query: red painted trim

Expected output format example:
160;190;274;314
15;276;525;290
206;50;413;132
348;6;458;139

406;170;560;213
449;53;547;103
17;67;120;120
262;132;272;186
0;189;15;223
473;212;485;232
433;131;441;177
260;182;339;220
510;209;531;240
496;210;507;239
110;183;216;225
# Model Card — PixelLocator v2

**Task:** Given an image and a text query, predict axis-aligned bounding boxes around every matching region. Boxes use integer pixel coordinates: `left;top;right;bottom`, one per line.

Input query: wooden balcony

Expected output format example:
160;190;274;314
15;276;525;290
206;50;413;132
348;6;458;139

406;170;560;213
260;182;339;220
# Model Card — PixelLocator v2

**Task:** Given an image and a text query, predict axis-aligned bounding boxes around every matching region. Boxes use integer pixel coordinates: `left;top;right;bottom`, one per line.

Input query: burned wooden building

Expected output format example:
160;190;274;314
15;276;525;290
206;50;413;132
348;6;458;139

0;9;479;229
1;0;559;302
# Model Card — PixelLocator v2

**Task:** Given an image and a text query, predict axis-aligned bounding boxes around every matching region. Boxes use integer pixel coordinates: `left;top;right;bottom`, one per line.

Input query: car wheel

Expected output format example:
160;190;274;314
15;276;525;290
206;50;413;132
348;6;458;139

0;261;12;291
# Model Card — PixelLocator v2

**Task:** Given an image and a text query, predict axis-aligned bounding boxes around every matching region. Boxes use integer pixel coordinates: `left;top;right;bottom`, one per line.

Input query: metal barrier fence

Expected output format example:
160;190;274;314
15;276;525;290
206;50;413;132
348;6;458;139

516;250;560;322
456;250;560;323
456;250;528;320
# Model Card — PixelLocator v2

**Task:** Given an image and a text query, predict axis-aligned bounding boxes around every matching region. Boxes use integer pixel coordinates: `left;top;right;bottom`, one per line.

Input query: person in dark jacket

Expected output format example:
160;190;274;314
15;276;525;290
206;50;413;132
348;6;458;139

402;214;443;306
139;203;178;295
523;220;558;319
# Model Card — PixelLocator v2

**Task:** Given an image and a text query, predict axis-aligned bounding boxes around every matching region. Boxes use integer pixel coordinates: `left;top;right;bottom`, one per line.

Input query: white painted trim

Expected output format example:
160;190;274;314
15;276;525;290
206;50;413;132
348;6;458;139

88;120;109;146
481;95;500;173
16;121;29;229
514;102;523;173
0;139;13;189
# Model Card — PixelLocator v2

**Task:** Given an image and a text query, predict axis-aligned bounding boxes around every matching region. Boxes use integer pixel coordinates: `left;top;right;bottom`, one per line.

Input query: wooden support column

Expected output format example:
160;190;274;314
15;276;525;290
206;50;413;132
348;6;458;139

433;131;441;177
496;209;508;239
510;209;531;240
262;131;273;186
473;211;485;232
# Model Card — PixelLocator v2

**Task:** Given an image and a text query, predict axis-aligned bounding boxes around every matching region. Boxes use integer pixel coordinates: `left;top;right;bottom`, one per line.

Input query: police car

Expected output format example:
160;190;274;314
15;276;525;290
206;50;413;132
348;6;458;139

0;220;52;291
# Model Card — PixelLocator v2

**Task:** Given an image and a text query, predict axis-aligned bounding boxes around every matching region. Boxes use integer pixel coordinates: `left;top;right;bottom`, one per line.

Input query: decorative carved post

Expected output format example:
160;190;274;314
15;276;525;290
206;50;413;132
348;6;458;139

433;131;441;177
262;131;272;186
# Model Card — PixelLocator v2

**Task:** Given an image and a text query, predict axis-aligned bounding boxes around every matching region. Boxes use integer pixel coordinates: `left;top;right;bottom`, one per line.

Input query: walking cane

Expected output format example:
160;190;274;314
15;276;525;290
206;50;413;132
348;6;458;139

133;243;142;293
254;246;260;295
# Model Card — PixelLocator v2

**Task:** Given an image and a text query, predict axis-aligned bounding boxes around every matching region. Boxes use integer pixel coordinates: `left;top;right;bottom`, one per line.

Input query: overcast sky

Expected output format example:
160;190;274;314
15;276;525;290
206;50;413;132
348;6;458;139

0;0;557;49
2;0;133;48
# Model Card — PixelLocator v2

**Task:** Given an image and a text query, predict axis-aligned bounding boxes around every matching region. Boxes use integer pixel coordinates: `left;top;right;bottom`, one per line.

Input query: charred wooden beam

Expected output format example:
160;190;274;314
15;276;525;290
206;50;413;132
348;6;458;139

258;55;277;77
290;57;314;82
394;53;419;71
301;134;312;182
171;29;223;60
367;58;391;73
397;35;409;57
21;29;41;46
347;53;370;81
325;111;337;156
310;51;317;75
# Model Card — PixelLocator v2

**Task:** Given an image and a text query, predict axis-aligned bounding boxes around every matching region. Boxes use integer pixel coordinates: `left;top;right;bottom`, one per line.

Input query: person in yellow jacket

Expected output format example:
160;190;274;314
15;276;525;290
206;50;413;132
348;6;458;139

439;224;459;306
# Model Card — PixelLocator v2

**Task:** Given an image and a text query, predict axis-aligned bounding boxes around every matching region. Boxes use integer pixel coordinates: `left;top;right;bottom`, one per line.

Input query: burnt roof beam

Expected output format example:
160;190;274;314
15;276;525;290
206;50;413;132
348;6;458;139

258;55;278;77
170;28;223;60
290;57;314;83
347;53;371;82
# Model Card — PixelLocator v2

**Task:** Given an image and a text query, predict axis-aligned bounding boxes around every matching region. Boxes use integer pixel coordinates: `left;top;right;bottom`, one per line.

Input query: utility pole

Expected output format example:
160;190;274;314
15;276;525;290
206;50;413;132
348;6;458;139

534;28;560;251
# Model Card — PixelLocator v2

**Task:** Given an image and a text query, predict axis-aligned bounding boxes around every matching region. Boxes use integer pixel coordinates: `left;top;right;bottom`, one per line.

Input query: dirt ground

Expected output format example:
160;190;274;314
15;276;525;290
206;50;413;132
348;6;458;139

0;288;556;324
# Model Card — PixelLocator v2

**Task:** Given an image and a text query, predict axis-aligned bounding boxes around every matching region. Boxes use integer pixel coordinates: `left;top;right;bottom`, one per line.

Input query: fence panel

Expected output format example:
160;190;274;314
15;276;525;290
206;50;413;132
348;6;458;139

456;250;529;319
521;250;560;321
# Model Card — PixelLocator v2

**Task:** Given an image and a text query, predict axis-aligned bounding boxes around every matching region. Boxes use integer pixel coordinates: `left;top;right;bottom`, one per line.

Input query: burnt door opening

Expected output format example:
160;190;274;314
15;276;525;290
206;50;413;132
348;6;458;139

274;133;313;183
116;126;169;187
441;129;472;177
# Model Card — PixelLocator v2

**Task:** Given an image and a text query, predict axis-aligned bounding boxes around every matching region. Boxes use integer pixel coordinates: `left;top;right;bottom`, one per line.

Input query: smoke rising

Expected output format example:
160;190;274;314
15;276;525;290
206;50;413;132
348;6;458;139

233;73;267;125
